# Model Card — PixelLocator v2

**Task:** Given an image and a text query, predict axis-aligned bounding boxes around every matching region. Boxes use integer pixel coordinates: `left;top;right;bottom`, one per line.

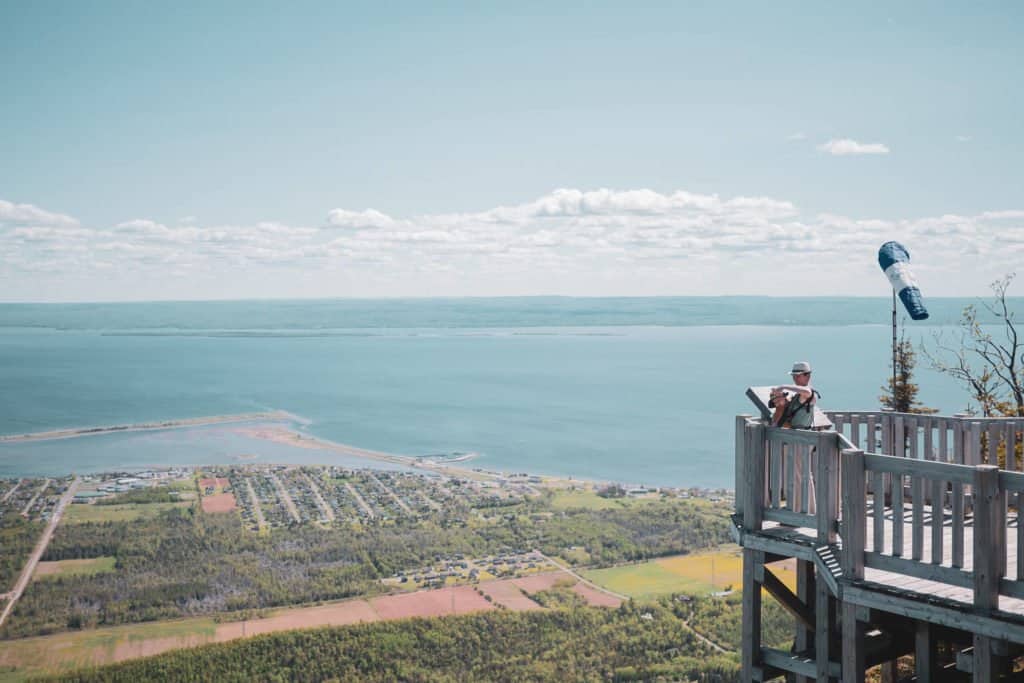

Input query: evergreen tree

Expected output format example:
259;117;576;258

880;330;937;414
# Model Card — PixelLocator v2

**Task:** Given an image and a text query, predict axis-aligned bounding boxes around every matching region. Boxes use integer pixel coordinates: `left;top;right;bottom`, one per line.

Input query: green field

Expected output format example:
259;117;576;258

63;501;191;524
549;489;637;510
34;556;117;581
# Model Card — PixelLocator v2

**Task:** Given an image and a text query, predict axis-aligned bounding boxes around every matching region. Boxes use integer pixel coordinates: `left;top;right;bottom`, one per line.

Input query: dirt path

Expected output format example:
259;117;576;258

539;552;731;654
0;477;79;628
368;473;414;516
20;479;51;517
344;482;375;519
244;479;266;531
1;479;22;503
536;552;629;601
267;473;300;523
300;472;335;522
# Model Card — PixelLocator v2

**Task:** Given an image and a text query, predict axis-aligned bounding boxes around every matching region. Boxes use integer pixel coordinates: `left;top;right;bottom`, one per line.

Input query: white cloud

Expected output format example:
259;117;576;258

787;132;807;141
2;188;1024;298
0;199;79;229
956;135;972;143
817;138;890;156
325;208;399;229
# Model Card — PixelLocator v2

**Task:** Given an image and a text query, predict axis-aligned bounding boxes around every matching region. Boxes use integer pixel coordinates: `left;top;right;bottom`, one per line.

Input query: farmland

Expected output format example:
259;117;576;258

0;570;616;680
583;545;796;600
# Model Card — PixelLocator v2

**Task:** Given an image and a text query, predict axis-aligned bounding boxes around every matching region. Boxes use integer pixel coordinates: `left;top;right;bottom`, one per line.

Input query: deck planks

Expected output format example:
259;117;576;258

760;504;1024;615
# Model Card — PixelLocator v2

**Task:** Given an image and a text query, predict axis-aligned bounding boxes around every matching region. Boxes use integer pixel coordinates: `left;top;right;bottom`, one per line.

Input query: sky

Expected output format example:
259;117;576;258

1;1;1022;301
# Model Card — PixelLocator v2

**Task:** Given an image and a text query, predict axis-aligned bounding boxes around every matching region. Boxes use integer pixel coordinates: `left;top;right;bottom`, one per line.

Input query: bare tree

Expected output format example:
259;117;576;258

924;274;1024;417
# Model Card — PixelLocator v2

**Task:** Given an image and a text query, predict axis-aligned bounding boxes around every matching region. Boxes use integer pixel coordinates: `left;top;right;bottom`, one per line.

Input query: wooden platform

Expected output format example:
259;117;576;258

760;505;1024;615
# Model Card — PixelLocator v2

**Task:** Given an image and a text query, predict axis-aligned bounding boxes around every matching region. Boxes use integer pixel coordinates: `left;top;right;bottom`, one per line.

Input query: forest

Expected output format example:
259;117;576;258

47;602;748;683
2;494;731;639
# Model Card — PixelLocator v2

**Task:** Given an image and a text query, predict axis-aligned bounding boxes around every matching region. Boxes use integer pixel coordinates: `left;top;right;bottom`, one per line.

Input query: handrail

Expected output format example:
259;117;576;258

738;412;1024;611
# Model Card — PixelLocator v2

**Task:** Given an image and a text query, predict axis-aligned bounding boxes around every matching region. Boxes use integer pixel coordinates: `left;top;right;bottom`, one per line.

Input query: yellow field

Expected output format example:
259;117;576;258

583;545;796;601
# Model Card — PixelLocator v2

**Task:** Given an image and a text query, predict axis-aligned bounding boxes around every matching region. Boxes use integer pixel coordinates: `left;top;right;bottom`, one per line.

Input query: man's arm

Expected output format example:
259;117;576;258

774;384;816;401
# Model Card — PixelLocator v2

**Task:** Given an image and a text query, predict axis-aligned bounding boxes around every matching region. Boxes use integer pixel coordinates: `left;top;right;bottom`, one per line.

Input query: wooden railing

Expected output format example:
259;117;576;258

737;412;1024;612
827;410;1024;469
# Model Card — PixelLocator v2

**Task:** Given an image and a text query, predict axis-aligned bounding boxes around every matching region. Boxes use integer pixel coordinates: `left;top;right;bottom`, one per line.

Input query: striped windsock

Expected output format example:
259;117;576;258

878;241;929;320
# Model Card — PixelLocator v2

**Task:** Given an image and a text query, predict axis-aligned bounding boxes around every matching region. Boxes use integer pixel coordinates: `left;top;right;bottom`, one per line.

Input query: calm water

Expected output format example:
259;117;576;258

0;298;991;487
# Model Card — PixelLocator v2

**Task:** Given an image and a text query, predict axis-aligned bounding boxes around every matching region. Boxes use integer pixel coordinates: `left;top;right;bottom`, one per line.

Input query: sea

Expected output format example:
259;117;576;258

0;297;1007;488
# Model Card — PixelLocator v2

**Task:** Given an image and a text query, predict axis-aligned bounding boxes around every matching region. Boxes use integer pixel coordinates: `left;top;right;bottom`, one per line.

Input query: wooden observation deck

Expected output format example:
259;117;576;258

735;411;1024;682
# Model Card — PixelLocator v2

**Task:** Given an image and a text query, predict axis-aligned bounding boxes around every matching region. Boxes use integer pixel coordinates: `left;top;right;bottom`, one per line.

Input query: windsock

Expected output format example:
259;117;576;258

878;241;929;320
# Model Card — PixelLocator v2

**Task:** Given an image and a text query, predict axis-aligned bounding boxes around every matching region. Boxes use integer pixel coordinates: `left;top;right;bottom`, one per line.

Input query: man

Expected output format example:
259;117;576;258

770;361;820;429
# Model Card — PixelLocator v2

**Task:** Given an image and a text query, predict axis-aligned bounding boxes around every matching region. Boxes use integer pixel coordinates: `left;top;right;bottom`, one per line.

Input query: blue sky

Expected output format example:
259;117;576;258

1;2;1022;301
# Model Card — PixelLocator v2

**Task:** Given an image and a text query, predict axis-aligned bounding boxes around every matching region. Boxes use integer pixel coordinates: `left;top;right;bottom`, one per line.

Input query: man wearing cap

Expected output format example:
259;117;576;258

769;361;819;429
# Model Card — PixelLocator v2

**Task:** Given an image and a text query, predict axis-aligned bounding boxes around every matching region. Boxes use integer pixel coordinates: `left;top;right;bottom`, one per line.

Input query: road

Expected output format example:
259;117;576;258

1;479;22;503
300;472;335;523
244;479;267;531
368;473;414;516
267;473;300;523
20;479;51;517
344;482;375;519
0;477;79;629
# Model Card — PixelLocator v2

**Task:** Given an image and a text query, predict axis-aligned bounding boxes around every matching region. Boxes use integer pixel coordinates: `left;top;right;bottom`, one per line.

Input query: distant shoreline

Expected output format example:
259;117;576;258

0;411;298;444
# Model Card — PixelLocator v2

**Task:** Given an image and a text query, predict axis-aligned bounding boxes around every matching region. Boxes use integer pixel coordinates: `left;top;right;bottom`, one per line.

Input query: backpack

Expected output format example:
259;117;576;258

778;390;821;429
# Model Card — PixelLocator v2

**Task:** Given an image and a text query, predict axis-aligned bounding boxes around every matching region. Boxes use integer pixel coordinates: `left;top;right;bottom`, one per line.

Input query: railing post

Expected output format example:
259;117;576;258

736;415;751;520
744;422;766;533
841;448;866;683
973;465;1002;679
815;431;837;544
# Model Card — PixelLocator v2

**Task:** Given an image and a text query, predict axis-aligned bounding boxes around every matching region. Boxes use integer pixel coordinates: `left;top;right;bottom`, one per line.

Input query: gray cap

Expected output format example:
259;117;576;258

790;361;812;375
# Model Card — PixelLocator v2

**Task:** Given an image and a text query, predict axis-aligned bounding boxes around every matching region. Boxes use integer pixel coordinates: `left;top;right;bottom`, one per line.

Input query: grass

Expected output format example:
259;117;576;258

583;545;797;601
62;501;191;524
0;616;219;681
33;556;117;581
548;489;637;511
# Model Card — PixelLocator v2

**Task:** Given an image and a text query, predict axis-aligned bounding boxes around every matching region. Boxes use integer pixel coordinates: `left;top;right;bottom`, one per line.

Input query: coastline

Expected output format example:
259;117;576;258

0;411;300;443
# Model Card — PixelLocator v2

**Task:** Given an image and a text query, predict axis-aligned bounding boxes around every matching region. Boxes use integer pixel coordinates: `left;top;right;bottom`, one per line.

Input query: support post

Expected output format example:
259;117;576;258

796;558;815;683
742;549;764;682
915;622;935;682
815;578;831;683
841;448;866;683
972;465;1002;680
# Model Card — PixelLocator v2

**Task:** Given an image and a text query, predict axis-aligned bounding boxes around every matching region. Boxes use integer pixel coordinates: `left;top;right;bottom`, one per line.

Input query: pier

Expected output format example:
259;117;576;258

735;411;1024;681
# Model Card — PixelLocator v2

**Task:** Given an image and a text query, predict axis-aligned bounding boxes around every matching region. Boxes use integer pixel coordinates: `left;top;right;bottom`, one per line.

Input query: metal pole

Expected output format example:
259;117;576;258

892;290;898;411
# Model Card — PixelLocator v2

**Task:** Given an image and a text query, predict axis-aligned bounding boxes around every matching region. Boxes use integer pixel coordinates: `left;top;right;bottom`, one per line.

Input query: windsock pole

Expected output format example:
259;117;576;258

892;290;898;411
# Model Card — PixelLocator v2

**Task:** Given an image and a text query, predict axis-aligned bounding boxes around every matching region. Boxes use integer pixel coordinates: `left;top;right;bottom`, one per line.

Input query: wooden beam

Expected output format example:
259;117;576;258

816;578;831;682
843;584;1024;644
915;621;935;682
841;602;865;683
762;566;813;629
743;548;764;682
796;559;815;683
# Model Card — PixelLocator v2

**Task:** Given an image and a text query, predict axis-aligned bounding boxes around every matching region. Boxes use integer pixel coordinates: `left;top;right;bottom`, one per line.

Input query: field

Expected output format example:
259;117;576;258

0;570;620;681
200;492;236;514
584;545;796;601
33;557;117;581
548;489;635;510
62;501;192;524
